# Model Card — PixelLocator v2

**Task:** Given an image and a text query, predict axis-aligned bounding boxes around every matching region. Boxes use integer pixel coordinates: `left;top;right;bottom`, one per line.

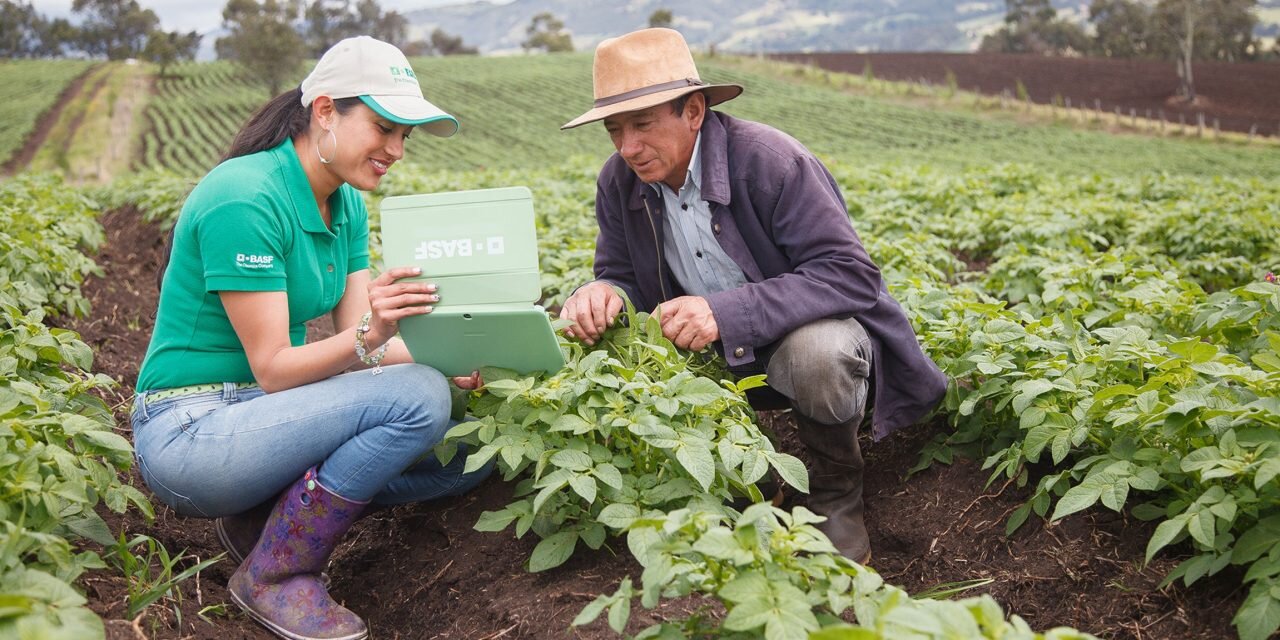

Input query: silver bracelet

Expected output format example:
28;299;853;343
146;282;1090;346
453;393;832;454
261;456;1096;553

355;311;388;375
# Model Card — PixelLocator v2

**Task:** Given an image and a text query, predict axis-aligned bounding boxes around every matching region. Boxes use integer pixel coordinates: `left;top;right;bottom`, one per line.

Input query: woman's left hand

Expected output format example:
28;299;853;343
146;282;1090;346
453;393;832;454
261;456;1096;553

453;370;483;390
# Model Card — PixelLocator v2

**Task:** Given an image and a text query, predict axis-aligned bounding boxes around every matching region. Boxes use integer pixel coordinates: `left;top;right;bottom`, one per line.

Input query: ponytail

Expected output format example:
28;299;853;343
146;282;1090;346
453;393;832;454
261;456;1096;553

223;87;310;162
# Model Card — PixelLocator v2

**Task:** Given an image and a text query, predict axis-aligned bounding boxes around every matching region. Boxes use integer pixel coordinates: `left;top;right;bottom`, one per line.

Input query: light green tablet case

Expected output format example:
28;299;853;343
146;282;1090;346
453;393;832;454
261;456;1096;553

379;186;566;376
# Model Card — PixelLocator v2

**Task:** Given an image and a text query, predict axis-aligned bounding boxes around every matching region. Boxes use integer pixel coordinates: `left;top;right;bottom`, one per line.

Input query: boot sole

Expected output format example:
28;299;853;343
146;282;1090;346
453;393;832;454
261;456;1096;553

229;587;368;640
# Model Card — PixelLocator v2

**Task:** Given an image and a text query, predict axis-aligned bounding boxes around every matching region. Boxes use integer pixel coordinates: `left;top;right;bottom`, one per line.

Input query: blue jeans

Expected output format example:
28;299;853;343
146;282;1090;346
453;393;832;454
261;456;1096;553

131;364;493;518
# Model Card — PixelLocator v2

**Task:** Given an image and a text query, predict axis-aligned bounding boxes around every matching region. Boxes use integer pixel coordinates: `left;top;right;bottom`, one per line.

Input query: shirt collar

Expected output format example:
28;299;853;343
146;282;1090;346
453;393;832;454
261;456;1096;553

272;138;345;235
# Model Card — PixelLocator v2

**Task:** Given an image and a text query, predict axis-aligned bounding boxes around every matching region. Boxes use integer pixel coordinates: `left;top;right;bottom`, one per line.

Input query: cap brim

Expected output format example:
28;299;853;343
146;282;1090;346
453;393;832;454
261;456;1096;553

561;84;742;130
360;95;459;137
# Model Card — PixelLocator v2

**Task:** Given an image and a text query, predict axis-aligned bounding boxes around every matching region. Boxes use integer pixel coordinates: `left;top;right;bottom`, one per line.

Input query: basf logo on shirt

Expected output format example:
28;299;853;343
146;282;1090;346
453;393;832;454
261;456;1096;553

236;253;275;269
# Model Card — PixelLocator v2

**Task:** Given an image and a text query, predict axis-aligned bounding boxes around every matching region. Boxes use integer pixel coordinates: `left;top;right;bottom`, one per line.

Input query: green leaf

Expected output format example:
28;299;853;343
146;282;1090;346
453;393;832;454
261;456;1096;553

982;319;1025;344
1233;581;1280;640
1187;508;1216;548
1146;516;1187;562
674;444;715;492
1052;483;1101;521
596;503;640;530
719;571;769;604
674;377;723;405
1256;459;1280;490
475;509;518;532
550;449;592;471
529;531;578;572
766;453;809;494
572;595;610;627
607;593;631;633
691;527;751;564
569;474;598;504
62;511;113;546
1012;379;1054;415
1006;503;1032;536
550;413;593;434
593;463;624;491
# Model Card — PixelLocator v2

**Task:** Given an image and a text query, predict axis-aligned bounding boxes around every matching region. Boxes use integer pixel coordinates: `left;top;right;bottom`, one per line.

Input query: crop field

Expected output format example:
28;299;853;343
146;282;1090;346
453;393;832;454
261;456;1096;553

136;53;1280;179
3;52;1280;640
773;52;1280;138
0;59;96;170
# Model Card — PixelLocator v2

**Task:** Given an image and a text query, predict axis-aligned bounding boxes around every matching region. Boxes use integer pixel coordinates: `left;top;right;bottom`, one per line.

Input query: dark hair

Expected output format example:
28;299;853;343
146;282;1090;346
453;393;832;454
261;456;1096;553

670;90;705;117
157;88;361;291
670;93;692;116
222;88;360;162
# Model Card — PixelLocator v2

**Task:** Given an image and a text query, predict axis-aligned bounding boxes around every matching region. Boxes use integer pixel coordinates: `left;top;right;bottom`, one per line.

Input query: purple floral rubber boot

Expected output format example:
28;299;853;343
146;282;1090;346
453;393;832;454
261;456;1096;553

228;467;369;640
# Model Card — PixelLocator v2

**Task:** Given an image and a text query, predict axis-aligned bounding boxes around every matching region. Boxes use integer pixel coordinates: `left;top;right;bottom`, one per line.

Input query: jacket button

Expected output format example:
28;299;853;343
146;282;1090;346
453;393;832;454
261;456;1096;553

733;347;744;358
327;264;334;272
713;223;722;234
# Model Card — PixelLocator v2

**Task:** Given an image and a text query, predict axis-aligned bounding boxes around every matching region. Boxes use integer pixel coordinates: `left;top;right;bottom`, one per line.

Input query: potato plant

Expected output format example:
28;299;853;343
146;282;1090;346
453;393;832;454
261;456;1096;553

442;304;807;572
0;175;152;639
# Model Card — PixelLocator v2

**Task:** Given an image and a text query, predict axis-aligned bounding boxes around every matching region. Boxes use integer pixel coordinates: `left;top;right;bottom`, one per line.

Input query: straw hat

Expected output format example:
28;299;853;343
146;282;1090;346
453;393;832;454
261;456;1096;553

561;28;742;130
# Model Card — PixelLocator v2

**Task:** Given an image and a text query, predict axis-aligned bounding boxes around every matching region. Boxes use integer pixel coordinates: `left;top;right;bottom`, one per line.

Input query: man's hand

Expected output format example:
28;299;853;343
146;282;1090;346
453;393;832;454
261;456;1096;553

561;281;624;346
657;296;719;351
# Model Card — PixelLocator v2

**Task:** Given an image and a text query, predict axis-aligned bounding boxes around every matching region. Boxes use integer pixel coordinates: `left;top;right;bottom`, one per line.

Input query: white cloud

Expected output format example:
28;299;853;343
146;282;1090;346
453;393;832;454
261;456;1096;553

33;0;501;34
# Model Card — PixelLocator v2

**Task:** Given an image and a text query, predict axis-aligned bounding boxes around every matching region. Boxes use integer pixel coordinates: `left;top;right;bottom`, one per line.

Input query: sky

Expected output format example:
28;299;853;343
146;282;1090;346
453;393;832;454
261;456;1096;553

32;0;494;33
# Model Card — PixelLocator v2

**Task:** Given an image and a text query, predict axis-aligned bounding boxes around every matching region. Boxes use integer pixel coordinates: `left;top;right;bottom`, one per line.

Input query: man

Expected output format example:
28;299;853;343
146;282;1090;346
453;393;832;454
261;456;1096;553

559;28;947;563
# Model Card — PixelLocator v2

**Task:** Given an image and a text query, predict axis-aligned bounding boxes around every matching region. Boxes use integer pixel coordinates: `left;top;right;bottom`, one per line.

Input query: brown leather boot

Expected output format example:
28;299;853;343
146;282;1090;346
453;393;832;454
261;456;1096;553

795;413;872;564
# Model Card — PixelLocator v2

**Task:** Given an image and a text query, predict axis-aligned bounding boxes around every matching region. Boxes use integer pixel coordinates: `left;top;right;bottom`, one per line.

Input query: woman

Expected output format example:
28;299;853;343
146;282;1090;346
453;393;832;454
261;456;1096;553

132;36;490;640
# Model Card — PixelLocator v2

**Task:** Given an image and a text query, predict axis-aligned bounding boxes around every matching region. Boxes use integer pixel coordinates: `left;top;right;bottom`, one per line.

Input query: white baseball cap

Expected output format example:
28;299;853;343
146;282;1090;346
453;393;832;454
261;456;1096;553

301;36;458;137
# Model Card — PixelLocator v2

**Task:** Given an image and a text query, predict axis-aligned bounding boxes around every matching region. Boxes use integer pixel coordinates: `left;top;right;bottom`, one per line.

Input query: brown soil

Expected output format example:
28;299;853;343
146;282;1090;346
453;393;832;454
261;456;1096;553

1;63;100;175
66;207;1244;639
772;52;1280;137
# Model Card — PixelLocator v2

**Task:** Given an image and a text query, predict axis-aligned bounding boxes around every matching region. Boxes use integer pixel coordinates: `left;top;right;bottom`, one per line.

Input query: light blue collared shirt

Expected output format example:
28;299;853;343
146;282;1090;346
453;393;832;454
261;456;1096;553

651;132;747;297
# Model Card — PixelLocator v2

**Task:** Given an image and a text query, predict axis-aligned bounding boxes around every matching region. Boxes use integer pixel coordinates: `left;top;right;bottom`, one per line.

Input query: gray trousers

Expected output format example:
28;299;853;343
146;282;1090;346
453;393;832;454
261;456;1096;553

737;317;873;427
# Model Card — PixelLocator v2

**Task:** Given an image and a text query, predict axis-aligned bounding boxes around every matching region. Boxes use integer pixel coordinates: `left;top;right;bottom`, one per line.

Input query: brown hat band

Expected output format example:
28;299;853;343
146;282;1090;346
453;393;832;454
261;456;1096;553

594;77;706;108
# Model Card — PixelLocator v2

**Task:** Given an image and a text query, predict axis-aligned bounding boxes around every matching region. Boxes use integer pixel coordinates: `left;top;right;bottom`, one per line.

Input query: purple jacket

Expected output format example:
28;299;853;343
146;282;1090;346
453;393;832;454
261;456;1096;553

592;111;947;439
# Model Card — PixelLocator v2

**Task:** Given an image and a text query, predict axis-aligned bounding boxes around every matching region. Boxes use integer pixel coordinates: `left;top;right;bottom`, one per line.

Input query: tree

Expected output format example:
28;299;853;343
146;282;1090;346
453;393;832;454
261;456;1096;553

522;12;573;53
648;9;673;29
303;0;406;56
980;0;1089;55
1151;0;1257;101
72;0;159;59
217;0;306;97
143;29;202;78
0;0;45;57
1088;0;1153;58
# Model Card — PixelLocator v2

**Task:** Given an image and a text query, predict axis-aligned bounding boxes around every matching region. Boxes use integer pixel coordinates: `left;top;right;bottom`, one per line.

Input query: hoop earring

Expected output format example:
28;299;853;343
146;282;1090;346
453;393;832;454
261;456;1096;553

316;128;337;165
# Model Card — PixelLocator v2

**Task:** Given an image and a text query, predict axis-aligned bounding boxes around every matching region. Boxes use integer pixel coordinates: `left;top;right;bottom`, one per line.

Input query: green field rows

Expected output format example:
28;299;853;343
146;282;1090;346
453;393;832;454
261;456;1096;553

127;53;1280;179
0;60;97;167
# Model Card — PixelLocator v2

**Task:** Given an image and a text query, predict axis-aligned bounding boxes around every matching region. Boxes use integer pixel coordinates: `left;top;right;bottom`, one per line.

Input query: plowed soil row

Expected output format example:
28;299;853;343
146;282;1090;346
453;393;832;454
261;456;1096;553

773;52;1280;137
1;64;99;175
69;207;1243;639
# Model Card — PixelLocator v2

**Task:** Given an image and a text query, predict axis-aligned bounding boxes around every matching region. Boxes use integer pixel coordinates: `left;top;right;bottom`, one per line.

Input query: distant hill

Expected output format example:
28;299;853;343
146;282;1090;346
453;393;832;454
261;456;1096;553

404;0;1280;55
403;0;1085;54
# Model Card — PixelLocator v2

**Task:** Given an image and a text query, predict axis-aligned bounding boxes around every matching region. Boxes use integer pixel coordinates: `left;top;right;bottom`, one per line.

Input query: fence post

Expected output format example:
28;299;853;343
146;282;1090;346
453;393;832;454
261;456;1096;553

1249;124;1257;142
1197;113;1205;138
1213;118;1220;139
1159;109;1166;135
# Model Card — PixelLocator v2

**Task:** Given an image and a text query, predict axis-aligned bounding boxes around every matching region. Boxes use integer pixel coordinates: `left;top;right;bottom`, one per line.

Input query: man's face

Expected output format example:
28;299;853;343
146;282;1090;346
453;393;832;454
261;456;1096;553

602;93;704;190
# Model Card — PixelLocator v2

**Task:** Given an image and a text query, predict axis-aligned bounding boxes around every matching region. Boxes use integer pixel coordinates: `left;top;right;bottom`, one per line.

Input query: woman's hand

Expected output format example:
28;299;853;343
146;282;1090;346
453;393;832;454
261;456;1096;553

453;370;483;390
366;266;438;346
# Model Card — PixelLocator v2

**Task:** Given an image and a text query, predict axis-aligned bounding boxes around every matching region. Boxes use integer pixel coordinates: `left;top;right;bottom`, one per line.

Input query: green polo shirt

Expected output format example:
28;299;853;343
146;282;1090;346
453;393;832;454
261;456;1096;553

136;138;370;391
